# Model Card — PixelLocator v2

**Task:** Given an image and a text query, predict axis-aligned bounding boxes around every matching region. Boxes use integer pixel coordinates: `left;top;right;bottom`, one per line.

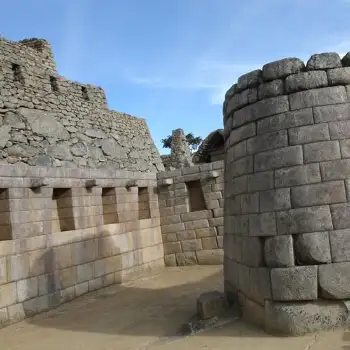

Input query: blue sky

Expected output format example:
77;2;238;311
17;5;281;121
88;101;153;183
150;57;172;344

1;0;350;154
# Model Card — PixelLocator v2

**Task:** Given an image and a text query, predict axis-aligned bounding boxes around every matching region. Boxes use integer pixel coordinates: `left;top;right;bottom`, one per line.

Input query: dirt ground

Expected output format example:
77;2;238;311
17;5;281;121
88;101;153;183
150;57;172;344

0;266;348;350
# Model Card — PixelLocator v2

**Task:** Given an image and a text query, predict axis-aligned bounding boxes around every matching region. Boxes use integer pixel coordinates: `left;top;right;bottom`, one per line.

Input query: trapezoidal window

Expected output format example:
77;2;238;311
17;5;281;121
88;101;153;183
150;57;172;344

0;189;11;241
138;187;151;220
52;188;75;232
50;76;59;92
81;86;89;101
186;180;207;212
102;187;119;224
11;63;25;84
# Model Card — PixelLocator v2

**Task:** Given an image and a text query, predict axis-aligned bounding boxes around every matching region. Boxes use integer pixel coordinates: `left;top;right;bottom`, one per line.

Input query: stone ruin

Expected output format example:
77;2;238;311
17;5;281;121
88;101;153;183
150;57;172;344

223;52;350;335
0;34;349;337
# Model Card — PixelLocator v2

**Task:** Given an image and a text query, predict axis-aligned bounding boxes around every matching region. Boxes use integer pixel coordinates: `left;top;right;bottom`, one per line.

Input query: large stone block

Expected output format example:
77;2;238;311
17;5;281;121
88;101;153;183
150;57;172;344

331;203;350;230
241;193;259;214
246;130;288;155
196;291;229;320
257;108;313;135
314;103;350;123
327;67;350;85
276;206;333;234
16;277;38;303
303;141;341;163
0;282;16;309
240;236;263;267
176;252;197;266
288;123;330;145
285;71;328;93
289;86;347;110
270;266;318;301
247;171;274;192
291;181;346;208
329;120;350;140
275;164;321;188
226;88;258;114
258;79;284;100
329;229;350;262
320;159;350;181
306;52;342;70
249;267;272;304
249;212;277;237
229;122;256;145
196;249;223;265
236;69;262;91
262;58;305;81
259;188;291;212
230;156;253;177
264;235;294;267
254;146;303;172
265;300;348;336
241;296;265;328
294;232;331;264
319;263;350;299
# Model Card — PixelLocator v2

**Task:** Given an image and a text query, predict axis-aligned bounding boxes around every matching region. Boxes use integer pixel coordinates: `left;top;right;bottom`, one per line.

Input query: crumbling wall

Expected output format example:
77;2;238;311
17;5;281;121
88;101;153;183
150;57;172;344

0;164;164;327
157;160;224;266
223;52;350;335
0;37;163;172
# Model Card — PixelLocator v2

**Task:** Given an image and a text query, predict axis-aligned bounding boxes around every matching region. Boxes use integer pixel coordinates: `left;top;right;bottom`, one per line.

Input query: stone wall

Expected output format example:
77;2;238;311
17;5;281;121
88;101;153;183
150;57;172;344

0;164;164;327
223;52;350;335
157;160;224;266
0;36;163;172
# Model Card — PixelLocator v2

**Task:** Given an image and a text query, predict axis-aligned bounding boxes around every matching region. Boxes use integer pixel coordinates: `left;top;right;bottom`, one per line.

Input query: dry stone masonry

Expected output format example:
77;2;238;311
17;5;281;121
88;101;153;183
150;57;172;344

0;37;164;172
223;52;350;335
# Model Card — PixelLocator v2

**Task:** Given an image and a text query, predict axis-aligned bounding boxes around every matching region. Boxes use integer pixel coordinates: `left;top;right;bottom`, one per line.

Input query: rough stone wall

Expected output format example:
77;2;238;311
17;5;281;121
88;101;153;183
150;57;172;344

223;52;350;335
0;36;163;172
157;160;224;266
0;164;164;327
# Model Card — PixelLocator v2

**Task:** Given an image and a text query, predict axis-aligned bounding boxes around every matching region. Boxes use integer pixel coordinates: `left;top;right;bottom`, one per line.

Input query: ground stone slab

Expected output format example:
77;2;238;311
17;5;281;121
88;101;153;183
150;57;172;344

197;291;229;320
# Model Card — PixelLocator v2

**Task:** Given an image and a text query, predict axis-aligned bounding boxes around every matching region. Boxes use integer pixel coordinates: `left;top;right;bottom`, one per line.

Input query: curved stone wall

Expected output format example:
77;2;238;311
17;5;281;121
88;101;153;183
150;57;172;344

223;52;350;335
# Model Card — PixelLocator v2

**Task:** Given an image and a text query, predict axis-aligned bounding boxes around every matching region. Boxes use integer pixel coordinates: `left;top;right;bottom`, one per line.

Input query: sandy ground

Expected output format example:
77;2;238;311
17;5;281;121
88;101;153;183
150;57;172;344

0;265;348;350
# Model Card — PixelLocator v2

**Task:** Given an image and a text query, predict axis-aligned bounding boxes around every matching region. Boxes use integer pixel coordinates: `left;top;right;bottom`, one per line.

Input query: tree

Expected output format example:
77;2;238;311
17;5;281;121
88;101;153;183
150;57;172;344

161;132;203;152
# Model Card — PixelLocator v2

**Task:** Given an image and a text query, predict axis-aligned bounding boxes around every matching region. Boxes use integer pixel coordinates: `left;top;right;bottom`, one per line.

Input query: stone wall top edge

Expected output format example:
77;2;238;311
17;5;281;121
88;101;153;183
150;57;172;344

224;52;350;102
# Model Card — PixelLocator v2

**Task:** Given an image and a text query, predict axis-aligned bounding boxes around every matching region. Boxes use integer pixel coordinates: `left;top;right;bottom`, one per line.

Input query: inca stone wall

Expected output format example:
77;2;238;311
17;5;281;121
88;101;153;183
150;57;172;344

0;164;164;327
0;37;164;172
157;160;224;266
223;52;350;335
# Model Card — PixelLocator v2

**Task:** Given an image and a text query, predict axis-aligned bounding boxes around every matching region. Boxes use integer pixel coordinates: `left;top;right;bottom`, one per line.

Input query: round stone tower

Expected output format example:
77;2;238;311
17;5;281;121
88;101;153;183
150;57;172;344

223;52;350;335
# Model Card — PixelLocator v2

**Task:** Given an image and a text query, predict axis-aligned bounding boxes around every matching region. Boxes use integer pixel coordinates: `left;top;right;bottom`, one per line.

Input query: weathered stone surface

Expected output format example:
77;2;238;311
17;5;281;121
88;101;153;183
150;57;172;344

319;263;350;299
331;203;350;230
329;229;350;262
327;67;350;85
246;130;288;155
306;52;342;70
288;123;330;145
236;69;262;91
249;212;276;236
247;171;274;192
196;291;228;319
259;188;291;212
229;122;256;145
226;88;257;114
285;71;328;93
47;143;73;160
262;58;305;81
265;300;348;336
303;141;341;163
18;108;70;140
70;143;87;157
314;103;350;123
4;111;25;129
7;144;39;158
294;232;331;264
258;79;284;100
240;236;263;267
264;235;294;267
270;266;318;301
0;126;11;149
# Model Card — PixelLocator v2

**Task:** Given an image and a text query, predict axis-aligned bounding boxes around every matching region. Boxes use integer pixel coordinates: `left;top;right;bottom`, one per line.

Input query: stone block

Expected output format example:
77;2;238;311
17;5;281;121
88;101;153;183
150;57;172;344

0;282;16;309
0;307;8;326
176;230;196;241
319;262;350;299
195;227;216;238
271;266;318;301
196;250;223;265
259;188;291;212
161;222;185;234
327;67;350;85
233;96;289;128
314;103;350;123
7;303;25;323
276;206;333;234
184;219;209;230
257;108;313;135
229;122;256;145
16;277;38;302
164;254;177;266
180;210;212;222
249;267;272;304
181;239;202;252
264;235;294;267
241;236;263;267
258;79;284;100
294;232;331;264
329;229;350;262
303;141;341;163
289;86;347;110
224;234;242;262
321;159;350;181
246;130;288;155
241;296;265;328
306;52;342;70
262;58;305;81
254;146;303;172
340;139;350;158
197;291;229;320
229;140;247;161
249;212;277;237
291;181;346;208
226;88;258;114
0;257;6;285
230;175;248;196
285;71;328;93
265;300;348;336
329;120;350;140
331;203;350;229
163;241;182;255
241;193;259;214
230;156;253;177
236;69;262;91
288;123;330;145
201;237;218;250
247;171;274;192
